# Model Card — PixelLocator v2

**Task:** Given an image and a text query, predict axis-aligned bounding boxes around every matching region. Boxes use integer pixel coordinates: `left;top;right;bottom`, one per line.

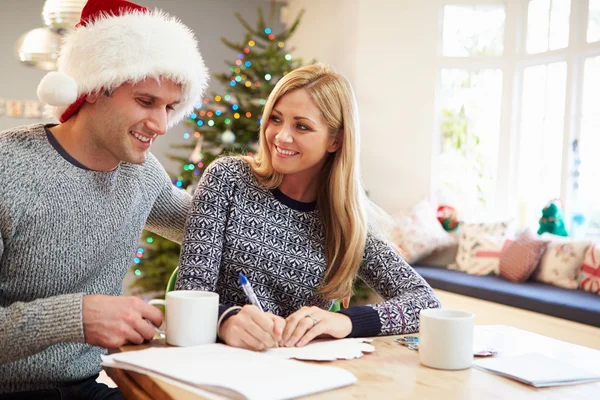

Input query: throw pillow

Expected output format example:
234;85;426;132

499;230;549;282
390;200;456;263
580;244;600;295
448;233;511;275
450;221;514;274
419;243;459;267
532;234;591;289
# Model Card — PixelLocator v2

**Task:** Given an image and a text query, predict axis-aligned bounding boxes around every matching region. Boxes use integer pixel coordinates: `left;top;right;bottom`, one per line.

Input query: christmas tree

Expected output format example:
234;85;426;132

128;2;306;295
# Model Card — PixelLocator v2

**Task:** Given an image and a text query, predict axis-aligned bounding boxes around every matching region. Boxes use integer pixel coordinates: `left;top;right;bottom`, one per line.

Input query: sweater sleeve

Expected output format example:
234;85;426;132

175;157;239;316
339;235;441;337
144;154;192;244
0;293;85;364
0;190;85;363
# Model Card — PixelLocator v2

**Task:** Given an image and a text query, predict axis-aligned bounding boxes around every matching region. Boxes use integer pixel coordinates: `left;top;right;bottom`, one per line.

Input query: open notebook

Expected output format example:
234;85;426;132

102;343;357;400
474;352;600;388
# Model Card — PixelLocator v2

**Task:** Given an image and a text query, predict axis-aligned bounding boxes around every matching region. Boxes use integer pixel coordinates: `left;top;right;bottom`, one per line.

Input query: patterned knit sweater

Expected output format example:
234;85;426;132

176;157;440;337
0;124;191;393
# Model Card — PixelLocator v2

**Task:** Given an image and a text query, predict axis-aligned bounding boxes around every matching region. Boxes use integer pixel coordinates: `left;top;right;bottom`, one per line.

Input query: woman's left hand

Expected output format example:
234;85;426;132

281;306;352;348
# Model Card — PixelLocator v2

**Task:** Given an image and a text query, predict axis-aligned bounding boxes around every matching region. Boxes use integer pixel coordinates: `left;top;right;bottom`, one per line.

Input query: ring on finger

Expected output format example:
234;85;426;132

304;314;317;327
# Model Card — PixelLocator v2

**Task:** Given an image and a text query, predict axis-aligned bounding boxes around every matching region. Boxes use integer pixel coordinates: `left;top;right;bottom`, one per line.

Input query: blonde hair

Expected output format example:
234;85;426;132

241;64;391;300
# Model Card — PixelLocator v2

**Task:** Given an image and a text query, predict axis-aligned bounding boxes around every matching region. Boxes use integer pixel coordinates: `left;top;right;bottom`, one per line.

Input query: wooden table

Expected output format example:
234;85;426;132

105;290;600;399
105;328;600;400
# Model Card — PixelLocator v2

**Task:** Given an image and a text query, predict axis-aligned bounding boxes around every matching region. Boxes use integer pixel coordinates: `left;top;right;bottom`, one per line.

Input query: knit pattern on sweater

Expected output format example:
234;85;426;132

176;157;440;335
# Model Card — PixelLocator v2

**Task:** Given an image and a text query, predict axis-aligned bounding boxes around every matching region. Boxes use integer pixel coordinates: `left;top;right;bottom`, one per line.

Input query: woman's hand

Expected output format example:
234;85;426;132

282;306;352;348
218;305;285;351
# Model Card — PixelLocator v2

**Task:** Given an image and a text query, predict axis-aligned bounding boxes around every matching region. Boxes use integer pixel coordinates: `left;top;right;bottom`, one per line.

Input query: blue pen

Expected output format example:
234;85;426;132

239;273;264;312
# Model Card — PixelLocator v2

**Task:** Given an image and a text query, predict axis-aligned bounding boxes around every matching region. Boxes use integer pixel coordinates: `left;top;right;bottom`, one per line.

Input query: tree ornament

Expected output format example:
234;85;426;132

220;129;236;144
437;205;460;231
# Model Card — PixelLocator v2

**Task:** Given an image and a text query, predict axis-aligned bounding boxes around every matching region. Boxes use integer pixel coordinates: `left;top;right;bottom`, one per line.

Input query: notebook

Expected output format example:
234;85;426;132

473;352;600;388
102;343;357;400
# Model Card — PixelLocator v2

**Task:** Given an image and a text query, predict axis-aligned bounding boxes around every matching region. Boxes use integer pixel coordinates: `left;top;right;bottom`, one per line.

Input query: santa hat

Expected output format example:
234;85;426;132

36;0;209;128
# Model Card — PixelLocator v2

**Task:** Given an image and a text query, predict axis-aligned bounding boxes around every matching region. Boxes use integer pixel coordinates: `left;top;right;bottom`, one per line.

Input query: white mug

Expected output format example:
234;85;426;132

149;290;219;347
418;309;474;370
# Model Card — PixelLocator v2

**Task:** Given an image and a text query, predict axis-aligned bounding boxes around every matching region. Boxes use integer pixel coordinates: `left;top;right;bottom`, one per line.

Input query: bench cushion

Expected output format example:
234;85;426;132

413;265;600;327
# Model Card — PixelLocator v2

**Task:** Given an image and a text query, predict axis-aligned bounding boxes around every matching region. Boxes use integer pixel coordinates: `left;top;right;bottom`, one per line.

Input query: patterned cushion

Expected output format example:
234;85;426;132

450;221;514;274
390;200;456;263
449;233;511;275
580;244;600;295
532;234;591;289
499;230;549;283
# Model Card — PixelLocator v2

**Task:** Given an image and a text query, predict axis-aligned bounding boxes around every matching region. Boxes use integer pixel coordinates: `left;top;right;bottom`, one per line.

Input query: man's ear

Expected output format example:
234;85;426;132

85;93;98;104
327;131;343;153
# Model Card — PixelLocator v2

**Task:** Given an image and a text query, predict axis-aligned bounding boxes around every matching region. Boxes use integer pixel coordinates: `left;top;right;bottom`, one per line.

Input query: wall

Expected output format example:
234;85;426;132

283;0;440;214
0;0;284;175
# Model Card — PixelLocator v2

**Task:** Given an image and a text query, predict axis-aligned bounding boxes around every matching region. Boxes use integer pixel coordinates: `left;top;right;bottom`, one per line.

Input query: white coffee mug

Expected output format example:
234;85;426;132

418;308;474;370
149;290;219;347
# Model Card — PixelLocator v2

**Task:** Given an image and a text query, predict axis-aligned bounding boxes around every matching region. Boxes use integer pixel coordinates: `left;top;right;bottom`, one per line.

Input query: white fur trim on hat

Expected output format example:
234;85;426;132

37;71;79;106
41;9;209;127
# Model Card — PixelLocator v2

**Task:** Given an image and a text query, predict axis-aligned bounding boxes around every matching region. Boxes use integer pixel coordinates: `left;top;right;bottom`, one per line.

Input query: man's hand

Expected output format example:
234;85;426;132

282;306;352;348
82;294;163;348
218;305;285;351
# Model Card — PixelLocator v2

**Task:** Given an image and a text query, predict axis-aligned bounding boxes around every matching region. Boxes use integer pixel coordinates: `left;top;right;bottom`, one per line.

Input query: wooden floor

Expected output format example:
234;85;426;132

434;289;600;350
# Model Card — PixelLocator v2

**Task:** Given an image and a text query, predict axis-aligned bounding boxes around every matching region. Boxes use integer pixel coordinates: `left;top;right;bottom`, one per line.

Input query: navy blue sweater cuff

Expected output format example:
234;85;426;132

217;304;242;343
218;304;229;318
337;306;381;337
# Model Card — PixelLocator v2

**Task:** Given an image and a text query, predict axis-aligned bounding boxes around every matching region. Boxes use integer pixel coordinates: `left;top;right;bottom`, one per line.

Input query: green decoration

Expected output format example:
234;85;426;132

538;202;568;237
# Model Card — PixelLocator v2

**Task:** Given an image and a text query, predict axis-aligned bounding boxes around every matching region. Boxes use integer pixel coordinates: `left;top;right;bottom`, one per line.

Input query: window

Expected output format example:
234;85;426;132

574;55;600;235
589;0;600;43
436;1;600;238
438;69;503;211
442;5;506;56
517;62;567;228
526;0;571;54
436;6;505;214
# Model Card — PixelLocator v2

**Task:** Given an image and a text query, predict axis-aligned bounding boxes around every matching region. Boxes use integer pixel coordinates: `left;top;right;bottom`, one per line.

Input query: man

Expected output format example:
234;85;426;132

0;0;208;397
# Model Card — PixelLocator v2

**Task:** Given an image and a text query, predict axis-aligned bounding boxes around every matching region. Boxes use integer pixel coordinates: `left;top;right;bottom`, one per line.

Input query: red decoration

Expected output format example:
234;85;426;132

437;205;459;231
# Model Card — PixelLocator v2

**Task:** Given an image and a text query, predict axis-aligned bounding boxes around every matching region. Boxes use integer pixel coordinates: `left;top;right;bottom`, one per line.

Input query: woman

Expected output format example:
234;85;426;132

176;64;440;351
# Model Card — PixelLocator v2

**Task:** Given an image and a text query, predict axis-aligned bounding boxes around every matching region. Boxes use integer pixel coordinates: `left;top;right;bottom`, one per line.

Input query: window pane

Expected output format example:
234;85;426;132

581;55;600;117
579;118;600;203
522;65;547;119
573;56;600;237
517;62;567;227
442;5;506;56
589;0;600;43
574;117;600;237
547;62;568;116
438;69;503;214
549;0;570;50
527;0;550;53
526;0;571;53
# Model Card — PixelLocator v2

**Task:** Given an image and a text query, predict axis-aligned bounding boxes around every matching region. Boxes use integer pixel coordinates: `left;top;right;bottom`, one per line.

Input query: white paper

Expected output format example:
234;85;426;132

474;325;600;375
102;344;357;400
102;357;228;400
266;338;375;361
474;352;600;387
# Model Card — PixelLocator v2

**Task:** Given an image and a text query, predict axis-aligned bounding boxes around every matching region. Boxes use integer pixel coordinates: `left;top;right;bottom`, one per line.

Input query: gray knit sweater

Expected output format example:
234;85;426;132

0;124;191;393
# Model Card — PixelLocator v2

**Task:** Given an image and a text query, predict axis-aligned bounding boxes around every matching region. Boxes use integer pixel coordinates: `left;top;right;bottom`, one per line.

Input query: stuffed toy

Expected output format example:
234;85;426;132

538;202;568;236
